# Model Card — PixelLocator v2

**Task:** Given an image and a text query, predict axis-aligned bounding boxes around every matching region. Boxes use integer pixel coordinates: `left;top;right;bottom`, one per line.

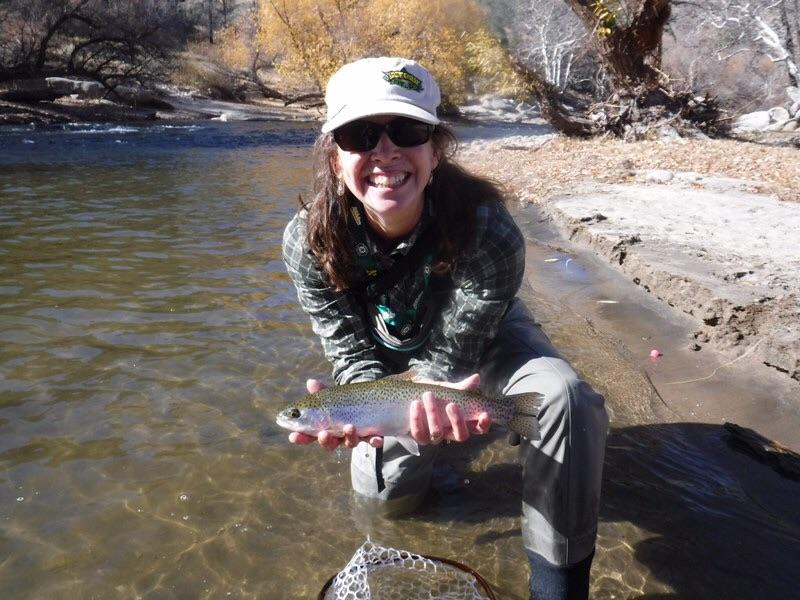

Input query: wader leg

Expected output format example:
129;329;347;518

350;437;440;513
480;298;609;568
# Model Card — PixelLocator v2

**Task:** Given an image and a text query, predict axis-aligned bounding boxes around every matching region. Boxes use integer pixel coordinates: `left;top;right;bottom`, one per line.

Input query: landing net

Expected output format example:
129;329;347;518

319;540;495;600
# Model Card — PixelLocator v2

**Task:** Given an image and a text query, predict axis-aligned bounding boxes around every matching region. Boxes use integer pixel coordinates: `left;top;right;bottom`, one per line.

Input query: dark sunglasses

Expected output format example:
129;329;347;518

333;117;434;152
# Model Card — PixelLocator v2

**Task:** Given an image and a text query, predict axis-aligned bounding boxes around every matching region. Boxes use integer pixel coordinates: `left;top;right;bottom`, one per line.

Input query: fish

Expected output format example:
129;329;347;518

276;379;544;456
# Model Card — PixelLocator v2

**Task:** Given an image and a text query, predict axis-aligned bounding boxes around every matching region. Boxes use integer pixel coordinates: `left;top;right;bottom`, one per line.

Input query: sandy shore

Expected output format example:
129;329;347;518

459;130;800;388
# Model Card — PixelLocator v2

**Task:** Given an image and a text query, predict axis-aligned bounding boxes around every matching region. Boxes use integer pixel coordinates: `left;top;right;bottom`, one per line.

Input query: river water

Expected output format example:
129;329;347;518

1;121;798;599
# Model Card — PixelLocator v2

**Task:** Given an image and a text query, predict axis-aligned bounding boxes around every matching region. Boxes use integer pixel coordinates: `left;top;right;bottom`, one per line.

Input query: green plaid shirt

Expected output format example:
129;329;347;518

282;200;525;384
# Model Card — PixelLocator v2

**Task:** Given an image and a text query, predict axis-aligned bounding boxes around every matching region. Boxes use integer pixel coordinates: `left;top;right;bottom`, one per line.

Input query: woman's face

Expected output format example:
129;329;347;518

334;115;438;239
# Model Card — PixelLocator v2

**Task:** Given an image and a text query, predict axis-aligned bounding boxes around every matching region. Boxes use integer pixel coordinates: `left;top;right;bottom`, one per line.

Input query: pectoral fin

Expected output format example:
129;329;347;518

395;435;420;456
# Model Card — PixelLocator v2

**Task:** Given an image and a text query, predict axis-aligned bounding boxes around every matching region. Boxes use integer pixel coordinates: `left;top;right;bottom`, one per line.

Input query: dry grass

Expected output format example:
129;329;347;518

460;136;800;205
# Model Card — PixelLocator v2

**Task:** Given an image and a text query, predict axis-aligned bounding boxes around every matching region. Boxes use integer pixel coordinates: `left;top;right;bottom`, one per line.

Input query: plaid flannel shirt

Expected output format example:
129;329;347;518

282;199;525;384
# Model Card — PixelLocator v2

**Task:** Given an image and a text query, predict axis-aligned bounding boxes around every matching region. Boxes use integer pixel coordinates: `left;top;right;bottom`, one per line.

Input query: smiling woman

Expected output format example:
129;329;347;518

333;114;438;240
280;56;609;600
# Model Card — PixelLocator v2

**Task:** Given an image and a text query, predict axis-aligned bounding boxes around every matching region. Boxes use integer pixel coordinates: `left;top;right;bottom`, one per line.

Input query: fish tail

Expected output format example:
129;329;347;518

508;392;544;441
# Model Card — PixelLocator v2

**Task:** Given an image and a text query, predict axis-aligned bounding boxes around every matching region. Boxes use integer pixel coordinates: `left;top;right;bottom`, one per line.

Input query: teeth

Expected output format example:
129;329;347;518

369;173;407;187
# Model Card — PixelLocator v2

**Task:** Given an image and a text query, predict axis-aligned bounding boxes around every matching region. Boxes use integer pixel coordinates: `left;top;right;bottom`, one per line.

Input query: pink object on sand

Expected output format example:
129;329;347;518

650;349;662;359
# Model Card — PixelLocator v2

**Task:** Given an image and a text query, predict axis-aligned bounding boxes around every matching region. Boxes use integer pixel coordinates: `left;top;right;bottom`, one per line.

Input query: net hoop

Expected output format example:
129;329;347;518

317;553;496;600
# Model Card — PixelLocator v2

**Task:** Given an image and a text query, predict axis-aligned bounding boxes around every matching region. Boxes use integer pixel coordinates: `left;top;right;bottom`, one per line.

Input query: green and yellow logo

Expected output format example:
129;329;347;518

383;68;424;92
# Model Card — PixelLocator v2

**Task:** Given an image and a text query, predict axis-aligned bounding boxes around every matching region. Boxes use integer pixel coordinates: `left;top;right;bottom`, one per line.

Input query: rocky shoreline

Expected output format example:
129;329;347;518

0;76;548;127
0;76;323;126
460;135;800;389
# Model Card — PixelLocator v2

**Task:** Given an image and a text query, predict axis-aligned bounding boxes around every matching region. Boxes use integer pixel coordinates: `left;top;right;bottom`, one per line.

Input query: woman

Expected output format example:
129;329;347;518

282;56;608;599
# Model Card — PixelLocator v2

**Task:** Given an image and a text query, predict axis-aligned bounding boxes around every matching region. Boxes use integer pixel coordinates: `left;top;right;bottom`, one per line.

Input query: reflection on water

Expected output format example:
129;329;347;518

1;123;798;599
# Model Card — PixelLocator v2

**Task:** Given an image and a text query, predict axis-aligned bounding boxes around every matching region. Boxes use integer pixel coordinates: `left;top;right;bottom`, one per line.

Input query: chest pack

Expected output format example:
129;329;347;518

348;204;449;352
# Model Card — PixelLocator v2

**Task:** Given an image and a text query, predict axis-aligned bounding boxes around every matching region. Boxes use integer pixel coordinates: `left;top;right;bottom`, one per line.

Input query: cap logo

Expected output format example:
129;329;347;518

383;67;423;92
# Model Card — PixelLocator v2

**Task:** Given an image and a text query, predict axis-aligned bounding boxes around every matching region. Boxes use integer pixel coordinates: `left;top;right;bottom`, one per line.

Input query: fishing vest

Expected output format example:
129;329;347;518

347;201;450;353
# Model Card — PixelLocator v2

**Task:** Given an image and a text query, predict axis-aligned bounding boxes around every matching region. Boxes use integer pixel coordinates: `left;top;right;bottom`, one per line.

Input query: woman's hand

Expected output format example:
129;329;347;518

287;379;384;452
409;373;491;446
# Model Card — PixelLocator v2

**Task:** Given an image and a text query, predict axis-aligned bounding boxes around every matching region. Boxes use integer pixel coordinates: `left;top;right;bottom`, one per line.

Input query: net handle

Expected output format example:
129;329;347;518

317;553;497;600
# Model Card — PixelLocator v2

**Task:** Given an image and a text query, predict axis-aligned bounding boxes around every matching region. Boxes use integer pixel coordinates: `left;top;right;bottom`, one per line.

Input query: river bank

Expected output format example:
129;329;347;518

460;133;800;396
0;92;319;126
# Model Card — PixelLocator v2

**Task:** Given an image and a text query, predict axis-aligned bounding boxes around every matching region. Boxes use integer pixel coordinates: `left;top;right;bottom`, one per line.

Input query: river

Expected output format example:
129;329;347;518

1;121;798;599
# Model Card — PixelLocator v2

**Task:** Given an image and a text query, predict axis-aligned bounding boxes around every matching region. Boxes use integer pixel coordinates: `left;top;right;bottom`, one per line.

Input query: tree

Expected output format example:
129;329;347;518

0;0;190;92
250;0;525;106
563;0;671;89
489;0;725;137
503;0;590;91
696;0;798;88
783;0;800;86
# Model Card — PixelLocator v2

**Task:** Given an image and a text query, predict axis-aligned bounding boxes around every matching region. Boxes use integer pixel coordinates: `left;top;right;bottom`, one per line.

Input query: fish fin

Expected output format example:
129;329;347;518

508;392;544;441
394;435;420;456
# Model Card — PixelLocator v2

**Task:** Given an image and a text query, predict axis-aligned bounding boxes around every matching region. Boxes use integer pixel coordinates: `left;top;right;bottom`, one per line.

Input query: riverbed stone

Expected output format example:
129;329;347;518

783;119;799;132
733;110;771;131
644;169;674;184
768;107;791;122
766;119;792;131
0;77;104;102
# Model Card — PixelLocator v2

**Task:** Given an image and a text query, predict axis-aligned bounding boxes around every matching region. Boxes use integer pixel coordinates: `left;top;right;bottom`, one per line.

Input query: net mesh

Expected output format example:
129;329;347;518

322;540;493;600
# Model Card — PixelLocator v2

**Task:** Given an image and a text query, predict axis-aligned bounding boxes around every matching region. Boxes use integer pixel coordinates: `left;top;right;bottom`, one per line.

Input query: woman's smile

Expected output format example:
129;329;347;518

367;171;410;188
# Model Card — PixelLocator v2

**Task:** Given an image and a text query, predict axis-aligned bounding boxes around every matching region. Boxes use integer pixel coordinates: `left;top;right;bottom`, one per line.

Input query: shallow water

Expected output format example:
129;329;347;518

1;122;798;599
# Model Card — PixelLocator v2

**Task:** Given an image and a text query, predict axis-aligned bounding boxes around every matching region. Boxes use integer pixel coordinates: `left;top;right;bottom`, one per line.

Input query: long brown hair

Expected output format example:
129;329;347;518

301;124;507;291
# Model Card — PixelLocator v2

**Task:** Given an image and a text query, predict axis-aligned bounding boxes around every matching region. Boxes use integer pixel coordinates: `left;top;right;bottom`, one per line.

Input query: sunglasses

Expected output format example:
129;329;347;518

333;117;434;152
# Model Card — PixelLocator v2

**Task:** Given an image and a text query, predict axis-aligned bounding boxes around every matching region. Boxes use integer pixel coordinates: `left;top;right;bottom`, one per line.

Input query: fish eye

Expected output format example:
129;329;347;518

289;408;301;419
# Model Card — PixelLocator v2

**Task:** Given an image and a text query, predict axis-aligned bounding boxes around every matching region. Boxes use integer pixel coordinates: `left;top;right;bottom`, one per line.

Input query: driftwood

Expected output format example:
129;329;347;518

585;86;728;139
724;422;800;481
249;53;324;108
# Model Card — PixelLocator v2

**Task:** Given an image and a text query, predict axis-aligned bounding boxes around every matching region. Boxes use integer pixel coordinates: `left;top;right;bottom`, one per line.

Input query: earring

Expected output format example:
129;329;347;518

427;172;434;187
336;178;345;196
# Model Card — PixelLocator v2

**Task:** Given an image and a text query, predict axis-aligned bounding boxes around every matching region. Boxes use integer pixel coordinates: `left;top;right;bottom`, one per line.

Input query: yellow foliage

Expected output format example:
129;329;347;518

251;0;524;102
216;25;253;72
590;0;618;38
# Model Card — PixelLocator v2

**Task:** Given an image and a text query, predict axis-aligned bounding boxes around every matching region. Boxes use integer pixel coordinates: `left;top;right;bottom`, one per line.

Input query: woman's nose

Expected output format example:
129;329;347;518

371;131;400;158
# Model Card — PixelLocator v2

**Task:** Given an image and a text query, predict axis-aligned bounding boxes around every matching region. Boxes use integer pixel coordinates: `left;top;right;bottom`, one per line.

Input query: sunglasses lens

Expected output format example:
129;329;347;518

333;118;433;151
388;118;433;147
333;121;381;152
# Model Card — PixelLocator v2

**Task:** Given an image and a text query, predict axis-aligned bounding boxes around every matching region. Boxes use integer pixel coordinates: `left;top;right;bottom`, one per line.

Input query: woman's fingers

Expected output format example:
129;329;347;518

343;424;361;448
413;373;480;391
450;373;480;391
423;391;447;444
306;378;326;393
471;411;492;435
410;386;491;445
409;399;430;443
317;430;341;451
445;402;470;442
289;432;317;445
291;424;382;451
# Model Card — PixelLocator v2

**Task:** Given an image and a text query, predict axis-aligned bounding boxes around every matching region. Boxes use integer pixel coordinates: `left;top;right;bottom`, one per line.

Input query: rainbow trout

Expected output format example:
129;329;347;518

276;379;543;455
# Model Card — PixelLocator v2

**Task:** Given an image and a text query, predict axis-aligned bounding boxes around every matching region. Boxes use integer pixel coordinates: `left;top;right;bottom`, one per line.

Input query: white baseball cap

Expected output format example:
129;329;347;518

321;57;441;133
